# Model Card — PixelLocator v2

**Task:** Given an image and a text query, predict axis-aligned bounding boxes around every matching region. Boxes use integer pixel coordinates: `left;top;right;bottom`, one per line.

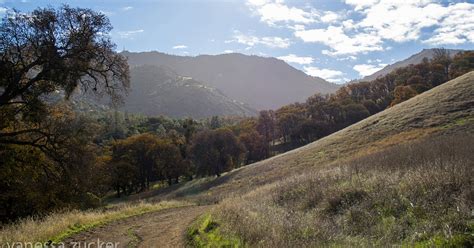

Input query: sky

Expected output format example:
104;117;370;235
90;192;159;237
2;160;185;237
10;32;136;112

1;0;474;84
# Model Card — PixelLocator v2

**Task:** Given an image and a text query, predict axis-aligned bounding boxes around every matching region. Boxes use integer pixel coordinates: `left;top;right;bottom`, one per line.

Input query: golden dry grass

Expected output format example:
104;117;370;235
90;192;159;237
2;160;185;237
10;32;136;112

214;134;474;246
181;72;474;246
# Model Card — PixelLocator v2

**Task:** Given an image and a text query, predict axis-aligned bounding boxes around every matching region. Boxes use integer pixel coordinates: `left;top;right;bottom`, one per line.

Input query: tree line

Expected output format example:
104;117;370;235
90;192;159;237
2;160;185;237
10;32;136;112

74;48;474;201
247;49;474;151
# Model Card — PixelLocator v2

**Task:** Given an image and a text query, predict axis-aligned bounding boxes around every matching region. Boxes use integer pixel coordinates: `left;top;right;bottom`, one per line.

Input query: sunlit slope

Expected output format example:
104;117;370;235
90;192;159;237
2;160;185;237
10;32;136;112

151;71;474;202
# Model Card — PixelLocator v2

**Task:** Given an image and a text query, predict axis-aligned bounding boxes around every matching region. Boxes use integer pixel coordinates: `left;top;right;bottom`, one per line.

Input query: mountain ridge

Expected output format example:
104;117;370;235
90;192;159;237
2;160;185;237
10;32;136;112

352;48;464;83
121;51;340;110
123;65;257;118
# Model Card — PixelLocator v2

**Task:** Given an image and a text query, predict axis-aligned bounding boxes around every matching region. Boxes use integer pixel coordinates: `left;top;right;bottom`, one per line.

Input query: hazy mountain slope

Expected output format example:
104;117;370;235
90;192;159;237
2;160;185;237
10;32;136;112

123;65;256;118
122;51;340;110
354;48;464;83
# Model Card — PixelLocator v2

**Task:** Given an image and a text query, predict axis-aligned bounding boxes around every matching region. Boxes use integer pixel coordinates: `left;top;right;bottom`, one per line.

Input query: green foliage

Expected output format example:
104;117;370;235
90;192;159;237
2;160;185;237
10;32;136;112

0;105;106;222
187;214;245;248
110;133;190;196
189;128;245;177
243;50;474;153
0;5;128;222
411;233;474;248
0;5;129;147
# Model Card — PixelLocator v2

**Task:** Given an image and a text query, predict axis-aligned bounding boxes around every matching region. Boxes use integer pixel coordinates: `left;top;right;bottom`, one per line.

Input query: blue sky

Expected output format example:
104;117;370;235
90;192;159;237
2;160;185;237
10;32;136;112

1;0;474;83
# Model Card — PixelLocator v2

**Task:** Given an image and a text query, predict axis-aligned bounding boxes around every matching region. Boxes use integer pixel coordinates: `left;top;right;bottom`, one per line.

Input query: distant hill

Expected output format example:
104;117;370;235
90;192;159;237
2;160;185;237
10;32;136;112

121;51;340;110
353;48;464;83
122;65;256;118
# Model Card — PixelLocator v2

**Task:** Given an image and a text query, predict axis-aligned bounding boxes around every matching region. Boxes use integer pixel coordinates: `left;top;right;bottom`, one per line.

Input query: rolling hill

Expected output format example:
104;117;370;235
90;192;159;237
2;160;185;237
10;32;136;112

151;71;474;246
153;71;474;202
122;51;340;110
353;48;464;83
122;65;256;118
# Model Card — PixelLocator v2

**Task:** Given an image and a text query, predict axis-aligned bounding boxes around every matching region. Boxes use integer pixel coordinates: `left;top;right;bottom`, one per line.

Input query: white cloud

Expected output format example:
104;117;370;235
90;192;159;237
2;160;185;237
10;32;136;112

304;66;345;83
295;26;383;56
246;0;348;26
287;24;306;31
291;1;474;56
232;32;291;48
117;29;144;39
353;1;444;43
0;7;7;15
259;36;291;48
345;0;474;45
320;11;341;23
122;6;133;11
423;2;474;45
277;54;313;65
353;63;387;77
223;50;234;53
342;19;355;30
337;56;357;61
367;59;382;63
247;0;270;6
246;0;474;57
99;10;114;16
172;45;188;49
246;0;317;25
344;0;379;11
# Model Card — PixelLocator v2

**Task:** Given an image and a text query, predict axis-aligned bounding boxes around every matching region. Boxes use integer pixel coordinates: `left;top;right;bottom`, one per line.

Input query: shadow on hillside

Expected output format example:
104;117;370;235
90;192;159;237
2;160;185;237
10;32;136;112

118;170;240;205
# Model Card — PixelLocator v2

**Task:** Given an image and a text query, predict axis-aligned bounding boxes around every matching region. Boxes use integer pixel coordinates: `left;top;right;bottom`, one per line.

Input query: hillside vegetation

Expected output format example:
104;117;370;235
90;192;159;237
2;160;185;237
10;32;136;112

146;71;474;203
182;72;474;246
209;134;473;246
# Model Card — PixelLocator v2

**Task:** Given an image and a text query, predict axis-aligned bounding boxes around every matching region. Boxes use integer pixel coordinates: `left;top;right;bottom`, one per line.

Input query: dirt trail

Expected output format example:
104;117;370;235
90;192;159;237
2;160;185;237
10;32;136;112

62;205;209;248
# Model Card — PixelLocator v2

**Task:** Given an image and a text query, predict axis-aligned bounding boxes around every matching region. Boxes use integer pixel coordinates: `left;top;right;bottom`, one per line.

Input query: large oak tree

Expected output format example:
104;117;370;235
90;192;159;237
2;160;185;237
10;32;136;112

0;5;129;151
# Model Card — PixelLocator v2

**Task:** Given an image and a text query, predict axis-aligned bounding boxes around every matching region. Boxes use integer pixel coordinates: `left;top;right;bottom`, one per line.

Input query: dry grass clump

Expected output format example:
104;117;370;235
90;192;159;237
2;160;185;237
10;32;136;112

215;135;474;247
0;200;187;245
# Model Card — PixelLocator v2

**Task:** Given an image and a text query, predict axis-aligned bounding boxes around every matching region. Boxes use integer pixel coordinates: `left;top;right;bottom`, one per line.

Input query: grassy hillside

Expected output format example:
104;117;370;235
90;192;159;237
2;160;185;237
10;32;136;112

207;133;473;246
154;72;474;246
143;71;474;203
